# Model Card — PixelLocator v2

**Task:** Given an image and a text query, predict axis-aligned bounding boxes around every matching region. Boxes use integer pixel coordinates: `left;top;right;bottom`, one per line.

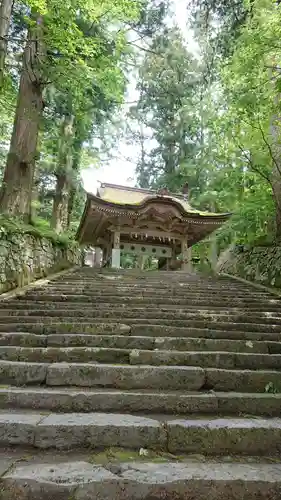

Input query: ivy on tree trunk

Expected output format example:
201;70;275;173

0;0;13;87
51;114;74;232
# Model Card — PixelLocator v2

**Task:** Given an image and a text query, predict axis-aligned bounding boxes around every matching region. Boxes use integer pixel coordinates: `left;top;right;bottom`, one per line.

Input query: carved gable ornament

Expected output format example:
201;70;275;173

157;187;170;196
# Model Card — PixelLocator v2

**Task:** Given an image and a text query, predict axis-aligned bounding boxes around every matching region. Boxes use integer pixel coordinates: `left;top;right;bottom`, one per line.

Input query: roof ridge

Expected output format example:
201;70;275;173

99;182;187;200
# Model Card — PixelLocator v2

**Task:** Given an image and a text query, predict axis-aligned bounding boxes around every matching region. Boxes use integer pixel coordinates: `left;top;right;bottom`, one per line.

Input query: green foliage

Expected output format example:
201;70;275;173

265;382;279;394
0;0;145;233
131;27;200;189
128;0;281;264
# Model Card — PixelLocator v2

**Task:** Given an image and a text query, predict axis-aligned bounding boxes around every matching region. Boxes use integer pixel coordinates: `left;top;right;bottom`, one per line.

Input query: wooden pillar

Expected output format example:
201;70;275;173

94;247;102;268
137;255;145;270
102;244;110;266
112;230;120;269
181;238;192;272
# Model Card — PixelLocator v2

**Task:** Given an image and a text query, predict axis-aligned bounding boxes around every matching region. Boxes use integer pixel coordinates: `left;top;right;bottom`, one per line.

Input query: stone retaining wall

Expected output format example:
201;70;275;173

217;244;281;289
0;232;81;294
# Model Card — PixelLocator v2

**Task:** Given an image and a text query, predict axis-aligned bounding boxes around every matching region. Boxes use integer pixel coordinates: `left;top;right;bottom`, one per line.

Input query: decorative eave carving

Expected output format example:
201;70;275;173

76;189;232;244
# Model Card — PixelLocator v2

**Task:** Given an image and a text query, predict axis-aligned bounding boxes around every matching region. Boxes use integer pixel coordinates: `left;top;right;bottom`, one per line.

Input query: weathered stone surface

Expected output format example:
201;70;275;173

154;336;269;353
1;461;118;500
167;418;281;455
216;392;281;417
1;387;281;416
205;368;281;392
129;349;235;369
0;360;47;385
234;353;281;369
2;460;281;500
268;341;281;354
0;413;43;446
15;293;281;312
130;324;281;341
0;387;218;414
2;266;281;500
46;363;205;390
1;346;130;364
0;232;81;295
217;244;281;290
43;323;131;335
4;346;280;369
0;332;47;347
2;308;281;327
47;334;154;350
34;413;165;450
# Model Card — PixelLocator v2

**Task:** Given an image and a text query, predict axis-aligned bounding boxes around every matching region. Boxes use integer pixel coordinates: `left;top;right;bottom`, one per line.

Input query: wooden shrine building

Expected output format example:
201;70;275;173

76;183;231;270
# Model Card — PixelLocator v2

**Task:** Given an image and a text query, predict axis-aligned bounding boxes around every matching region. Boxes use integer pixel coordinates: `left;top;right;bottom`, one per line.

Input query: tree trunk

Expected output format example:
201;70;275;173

0;0;13;87
0;16;44;219
51;172;70;233
269;103;281;240
51;114;74;232
67;187;76;228
30;180;40;222
271;165;281;241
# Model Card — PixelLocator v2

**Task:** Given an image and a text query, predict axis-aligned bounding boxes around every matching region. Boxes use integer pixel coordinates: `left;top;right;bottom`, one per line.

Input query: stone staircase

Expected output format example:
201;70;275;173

0;268;281;498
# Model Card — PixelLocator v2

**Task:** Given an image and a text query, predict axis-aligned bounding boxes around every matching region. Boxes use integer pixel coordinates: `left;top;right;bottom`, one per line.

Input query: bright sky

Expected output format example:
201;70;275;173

81;0;192;195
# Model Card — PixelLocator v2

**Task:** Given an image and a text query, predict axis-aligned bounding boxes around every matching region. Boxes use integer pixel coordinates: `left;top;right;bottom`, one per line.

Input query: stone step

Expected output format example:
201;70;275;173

1;322;281;341
0;411;165;450
2;458;281;500
2;331;280;353
167;417;281;455
16;293;281;310
0;361;205;390
1;346;281;370
4;300;281;316
0;322;132;334
72;274;259;283
1;360;280;392
0;386;281;416
49;277;261;288
154;336;281;354
1;308;281;326
50;280;267;290
130;324;281;340
0;316;280;334
129;349;281;370
28;276;268;287
30;285;269;298
0;411;281;456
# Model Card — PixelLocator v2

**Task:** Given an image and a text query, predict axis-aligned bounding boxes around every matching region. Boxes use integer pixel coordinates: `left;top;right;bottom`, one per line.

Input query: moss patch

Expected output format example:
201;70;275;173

0;215;74;248
88;448;182;465
0;215;81;294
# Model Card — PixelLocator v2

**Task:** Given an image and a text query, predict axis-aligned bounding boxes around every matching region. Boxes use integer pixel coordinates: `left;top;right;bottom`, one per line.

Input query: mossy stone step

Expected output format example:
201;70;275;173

0;360;279;392
4;301;281;318
166;417;281;455
0;411;165;450
0;315;280;334
1;323;281;341
0;387;281;416
0;411;281;456
1;307;280;326
1;346;281;370
14;294;281;311
3;458;281;500
2;331;279;353
29;286;269;299
0;361;205;390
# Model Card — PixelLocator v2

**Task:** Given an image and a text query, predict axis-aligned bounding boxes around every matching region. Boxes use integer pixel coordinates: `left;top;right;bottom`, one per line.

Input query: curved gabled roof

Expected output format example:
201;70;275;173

96;183;231;218
76;183;231;245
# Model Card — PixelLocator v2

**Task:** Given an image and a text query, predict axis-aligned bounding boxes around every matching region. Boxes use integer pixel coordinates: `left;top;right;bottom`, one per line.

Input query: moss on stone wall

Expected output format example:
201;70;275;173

0;216;81;294
217;244;281;289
